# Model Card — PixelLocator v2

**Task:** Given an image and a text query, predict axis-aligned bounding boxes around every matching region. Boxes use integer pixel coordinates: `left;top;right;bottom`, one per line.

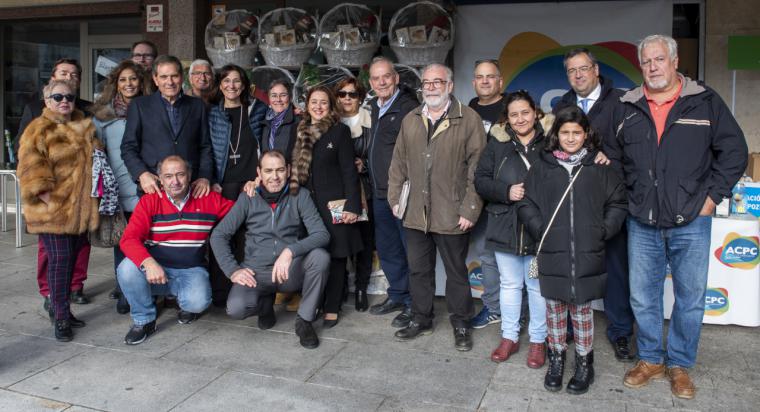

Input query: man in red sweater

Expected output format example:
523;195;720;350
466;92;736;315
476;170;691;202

118;155;233;345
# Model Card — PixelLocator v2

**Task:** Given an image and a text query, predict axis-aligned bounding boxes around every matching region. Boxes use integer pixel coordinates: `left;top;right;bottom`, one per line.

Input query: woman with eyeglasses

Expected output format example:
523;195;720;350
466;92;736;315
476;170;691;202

334;77;374;312
291;85;363;327
261;80;299;164
207;64;267;307
475;91;551;368
91;61;152;314
18;79;103;342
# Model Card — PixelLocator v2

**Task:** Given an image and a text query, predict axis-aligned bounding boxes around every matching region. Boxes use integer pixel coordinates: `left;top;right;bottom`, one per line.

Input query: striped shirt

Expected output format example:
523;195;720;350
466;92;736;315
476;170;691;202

120;191;234;269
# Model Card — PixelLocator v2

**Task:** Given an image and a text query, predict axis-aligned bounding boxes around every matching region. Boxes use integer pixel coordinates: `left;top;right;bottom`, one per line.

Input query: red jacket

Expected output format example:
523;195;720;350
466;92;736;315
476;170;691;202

120;192;233;268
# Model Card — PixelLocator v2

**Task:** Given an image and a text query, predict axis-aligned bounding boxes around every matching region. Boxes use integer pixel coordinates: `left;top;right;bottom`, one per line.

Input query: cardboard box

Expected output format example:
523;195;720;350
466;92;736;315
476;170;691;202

746;153;760;182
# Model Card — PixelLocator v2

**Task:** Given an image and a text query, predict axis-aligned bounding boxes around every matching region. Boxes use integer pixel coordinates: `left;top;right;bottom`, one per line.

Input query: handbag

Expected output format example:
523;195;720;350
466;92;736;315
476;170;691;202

528;166;584;279
89;209;127;248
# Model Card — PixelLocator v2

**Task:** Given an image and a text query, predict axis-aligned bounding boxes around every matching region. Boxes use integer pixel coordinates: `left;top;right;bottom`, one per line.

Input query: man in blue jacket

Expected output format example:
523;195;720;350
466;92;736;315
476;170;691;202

121;55;213;198
606;34;748;400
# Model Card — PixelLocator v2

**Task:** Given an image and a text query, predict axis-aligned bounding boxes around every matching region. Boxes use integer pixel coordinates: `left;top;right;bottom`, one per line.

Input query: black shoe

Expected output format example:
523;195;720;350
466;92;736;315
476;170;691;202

70;289;90;305
394;321;433;341
108;288;121;300
355;290;369;312
453;327;473;352
177;310;199;324
54;320;73;342
124;321;156;345
544;348;566;392
43;296;50;312
323;314;339;329
295;315;319;349
369;297;405;315
257;294;276;330
391;307;413;328
116;296;130;314
611;336;636;362
566;351;595;395
68;313;86;328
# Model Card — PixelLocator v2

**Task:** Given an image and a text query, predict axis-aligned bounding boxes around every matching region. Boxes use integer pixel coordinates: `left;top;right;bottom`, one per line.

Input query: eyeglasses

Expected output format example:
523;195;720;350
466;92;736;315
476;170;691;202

191;71;213;77
132;53;156;60
337;90;360;99
269;93;289;100
566;65;593;76
54;70;80;79
47;93;76;102
421;79;448;89
640;56;668;68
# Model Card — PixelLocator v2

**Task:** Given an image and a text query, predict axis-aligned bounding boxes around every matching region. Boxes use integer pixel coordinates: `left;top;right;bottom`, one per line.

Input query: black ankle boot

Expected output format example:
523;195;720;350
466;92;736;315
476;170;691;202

54;320;73;342
544;348;566;392
257;293;277;330
566;350;595;395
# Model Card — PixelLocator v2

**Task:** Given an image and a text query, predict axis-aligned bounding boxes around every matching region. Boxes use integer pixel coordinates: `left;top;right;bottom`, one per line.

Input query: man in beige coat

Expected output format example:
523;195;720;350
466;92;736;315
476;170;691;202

387;63;486;351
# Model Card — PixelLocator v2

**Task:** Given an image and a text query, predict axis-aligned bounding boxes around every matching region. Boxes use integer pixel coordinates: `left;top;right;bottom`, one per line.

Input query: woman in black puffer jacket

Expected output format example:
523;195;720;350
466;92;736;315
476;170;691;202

475;91;552;369
518;105;627;395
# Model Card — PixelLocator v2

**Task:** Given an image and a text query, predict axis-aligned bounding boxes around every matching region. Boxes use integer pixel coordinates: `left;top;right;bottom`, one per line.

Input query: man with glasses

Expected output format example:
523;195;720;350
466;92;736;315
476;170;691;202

467;59;506;330
365;57;420;328
553;48;635;363
388;63;486;351
131;40;158;73
606;34;747;400
186;59;214;101
14;58;94;313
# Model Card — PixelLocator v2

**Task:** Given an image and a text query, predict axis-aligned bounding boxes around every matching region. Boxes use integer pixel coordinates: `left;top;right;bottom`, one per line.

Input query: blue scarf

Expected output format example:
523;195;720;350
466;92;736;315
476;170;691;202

267;107;288;151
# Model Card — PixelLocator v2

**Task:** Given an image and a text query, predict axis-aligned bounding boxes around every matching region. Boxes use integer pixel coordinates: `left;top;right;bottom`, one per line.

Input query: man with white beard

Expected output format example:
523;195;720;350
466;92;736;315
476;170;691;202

387;63;486;351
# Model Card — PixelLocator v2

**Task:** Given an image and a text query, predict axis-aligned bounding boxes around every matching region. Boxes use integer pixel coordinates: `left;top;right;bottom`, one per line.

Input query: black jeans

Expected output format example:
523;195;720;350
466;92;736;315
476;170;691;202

405;228;473;328
352;199;375;292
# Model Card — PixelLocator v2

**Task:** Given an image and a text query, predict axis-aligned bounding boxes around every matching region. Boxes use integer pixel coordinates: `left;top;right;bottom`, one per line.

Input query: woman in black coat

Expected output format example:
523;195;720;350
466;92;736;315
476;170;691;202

261;80;299;164
518;105;627;395
291;85;363;327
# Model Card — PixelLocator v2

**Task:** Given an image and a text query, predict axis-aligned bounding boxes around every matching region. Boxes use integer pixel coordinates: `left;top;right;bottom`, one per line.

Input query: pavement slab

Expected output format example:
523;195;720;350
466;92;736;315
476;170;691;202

0;334;88;387
0;389;69;411
9;348;223;411
172;370;385;411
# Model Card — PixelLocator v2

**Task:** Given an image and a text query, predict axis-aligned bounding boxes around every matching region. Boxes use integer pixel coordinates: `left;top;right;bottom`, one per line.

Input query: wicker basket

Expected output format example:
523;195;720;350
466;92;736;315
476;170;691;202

206;45;258;68
258;8;317;68
204;10;259;68
389;1;454;66
319;3;380;67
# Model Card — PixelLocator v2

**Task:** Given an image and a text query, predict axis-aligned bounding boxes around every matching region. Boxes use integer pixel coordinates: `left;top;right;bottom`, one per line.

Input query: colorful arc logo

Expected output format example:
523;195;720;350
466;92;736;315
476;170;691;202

468;261;484;293
704;288;729;316
714;232;760;269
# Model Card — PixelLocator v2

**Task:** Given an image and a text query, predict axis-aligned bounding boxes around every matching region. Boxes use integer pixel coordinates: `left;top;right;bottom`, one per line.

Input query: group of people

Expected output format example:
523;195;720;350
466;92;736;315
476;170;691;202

13;34;748;399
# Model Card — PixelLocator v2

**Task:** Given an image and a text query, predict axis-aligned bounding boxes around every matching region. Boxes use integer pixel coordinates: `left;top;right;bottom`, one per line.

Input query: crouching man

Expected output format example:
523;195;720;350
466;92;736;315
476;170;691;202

210;150;330;349
118;155;234;345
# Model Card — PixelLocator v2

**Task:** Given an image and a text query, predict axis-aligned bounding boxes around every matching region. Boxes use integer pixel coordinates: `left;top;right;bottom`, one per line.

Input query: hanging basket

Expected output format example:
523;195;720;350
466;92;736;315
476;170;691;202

293;64;354;110
259;7;318;68
319;3;380;68
204;10;259;68
388;1;454;66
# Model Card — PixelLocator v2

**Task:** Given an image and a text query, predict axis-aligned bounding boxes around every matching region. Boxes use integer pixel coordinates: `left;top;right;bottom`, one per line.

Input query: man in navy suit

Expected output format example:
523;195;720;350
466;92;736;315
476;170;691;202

121;55;213;198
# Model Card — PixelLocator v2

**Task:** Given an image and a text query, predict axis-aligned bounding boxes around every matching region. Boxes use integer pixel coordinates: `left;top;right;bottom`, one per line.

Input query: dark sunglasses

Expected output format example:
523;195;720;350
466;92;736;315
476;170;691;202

48;93;76;102
337;91;360;99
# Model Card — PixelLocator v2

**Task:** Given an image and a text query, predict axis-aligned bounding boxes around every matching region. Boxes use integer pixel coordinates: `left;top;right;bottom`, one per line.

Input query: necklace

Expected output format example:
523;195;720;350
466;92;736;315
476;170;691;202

228;105;244;165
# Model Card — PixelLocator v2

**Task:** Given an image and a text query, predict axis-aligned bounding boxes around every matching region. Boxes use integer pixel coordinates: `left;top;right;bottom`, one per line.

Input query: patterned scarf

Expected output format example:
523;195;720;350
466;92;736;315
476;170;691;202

552;147;588;167
112;93;129;119
267;107;288;150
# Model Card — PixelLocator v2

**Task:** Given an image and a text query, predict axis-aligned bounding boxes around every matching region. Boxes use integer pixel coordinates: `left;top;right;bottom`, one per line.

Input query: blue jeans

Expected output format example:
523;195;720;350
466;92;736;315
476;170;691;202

117;258;212;326
373;197;411;306
628;216;711;368
494;252;546;343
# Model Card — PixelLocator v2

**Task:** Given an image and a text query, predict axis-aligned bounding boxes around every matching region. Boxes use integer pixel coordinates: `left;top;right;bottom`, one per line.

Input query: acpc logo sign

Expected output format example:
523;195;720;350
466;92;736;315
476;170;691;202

714;232;760;269
468;261;484;293
704;288;729;316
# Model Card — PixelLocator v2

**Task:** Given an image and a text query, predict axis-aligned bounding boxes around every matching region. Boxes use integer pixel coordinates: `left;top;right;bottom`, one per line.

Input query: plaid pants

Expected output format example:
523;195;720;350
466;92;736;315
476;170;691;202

37;237;90;297
545;298;594;355
38;233;88;321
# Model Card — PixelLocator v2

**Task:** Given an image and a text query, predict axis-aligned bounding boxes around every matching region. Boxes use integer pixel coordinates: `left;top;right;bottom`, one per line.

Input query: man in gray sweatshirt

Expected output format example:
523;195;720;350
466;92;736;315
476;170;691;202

210;150;330;349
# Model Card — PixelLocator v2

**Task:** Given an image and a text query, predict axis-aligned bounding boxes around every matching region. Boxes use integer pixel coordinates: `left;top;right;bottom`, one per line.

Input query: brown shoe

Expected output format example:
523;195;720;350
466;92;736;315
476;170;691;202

526;342;546;369
668;367;696;399
623;360;666;388
490;338;519;363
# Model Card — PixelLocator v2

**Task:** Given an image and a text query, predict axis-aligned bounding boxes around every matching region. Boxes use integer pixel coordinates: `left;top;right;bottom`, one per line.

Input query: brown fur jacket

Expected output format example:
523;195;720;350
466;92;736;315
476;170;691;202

290;115;336;194
17;108;102;235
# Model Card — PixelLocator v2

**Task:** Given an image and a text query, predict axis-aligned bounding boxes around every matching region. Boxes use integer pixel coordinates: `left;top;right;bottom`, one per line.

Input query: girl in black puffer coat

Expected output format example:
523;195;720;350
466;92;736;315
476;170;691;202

518;105;627;395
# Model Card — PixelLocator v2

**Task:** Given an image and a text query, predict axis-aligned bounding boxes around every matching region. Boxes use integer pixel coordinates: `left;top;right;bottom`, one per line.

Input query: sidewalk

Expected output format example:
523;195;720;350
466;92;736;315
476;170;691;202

0;228;758;411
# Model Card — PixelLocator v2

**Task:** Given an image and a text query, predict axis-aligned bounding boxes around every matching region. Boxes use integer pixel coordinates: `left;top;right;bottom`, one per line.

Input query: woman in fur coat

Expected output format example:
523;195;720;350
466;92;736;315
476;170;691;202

91;60;151;314
17;79;103;342
291;85;363;327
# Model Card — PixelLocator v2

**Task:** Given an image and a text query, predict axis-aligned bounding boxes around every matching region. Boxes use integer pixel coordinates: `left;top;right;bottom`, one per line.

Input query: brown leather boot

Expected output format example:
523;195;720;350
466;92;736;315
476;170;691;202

526;342;546;369
490;338;519;363
624;360;665;388
668;367;696;399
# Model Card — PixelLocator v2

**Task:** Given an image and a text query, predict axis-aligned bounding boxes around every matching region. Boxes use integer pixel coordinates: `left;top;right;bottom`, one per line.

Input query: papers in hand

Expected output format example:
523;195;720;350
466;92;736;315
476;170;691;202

397;180;410;219
328;199;369;224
